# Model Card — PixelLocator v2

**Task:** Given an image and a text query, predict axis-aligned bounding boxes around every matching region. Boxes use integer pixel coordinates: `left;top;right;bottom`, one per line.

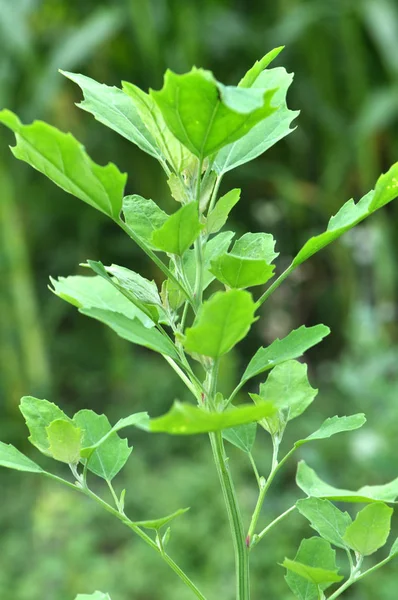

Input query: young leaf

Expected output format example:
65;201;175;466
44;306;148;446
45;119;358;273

296;461;398;503
75;593;111;600
80;412;149;457
151;202;203;255
123;195;168;248
239;46;285;88
241;325;330;385
222;423;257;454
256;360;317;421
295;414;366;447
79;307;178;358
19;396;71;456
133;507;190;530
148;401;275;435
206;189;241;234
343;502;393;556
210;232;277;288
214;67;298;174
183;290;257;358
46;419;83;464
73;410;132;481
0;110;126;219
0;442;44;473
60;71;163;162
284;537;342;599
151;68;277;158
296;498;352;549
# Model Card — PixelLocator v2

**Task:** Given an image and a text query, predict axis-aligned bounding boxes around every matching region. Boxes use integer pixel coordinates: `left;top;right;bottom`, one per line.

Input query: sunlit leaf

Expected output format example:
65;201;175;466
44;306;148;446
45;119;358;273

133;507;190;530
295;414;366;447
222;423;257;453
151;202;203;255
0;442;44;474
296;498;352;549
46;419;82;464
343;502;393;556
239;46;285;88
80;412;149;456
206;189;241;234
19;396;71;456
123;195;168;248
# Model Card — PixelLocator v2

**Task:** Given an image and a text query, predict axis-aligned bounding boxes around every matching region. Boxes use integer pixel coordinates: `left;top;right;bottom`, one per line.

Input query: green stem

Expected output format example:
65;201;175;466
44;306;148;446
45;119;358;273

328;556;365;600
193;158;204;309
162;354;201;400
255;264;295;308
248;453;261;489
251;506;296;548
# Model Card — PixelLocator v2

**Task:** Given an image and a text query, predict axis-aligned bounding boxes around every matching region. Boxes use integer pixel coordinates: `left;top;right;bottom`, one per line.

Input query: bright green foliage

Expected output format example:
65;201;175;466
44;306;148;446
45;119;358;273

0;442;44;473
210;232;277;288
148;401;275;435
73;410;132;481
241;325;330;385
151;68;277;158
75;593;111;600
19;396;71;456
296;498;352;549
222;423;257;453
206;189;241;234
295;414;366;447
151;202;203;255
343;502;393;556
296;461;398;503
389;538;398;557
239;46;284;88
123;195;168;247
284;537;342;599
46;420;83;464
0;110;126;219
133;507;190;530
184;290;257;357
80;412;149;457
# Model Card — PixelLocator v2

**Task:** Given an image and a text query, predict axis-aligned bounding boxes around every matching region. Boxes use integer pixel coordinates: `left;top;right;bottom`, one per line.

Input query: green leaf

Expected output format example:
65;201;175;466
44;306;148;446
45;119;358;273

151;202;203;255
292;163;398;268
343;502;393;556
295;414;367;447
206;189;241;234
151;68;277;158
148;401;275;435
73;410;132;481
0;442;44;473
80;307;178;358
296;461;398;503
256;360;317;421
284;537;342;599
60;71;163;162
389;537;398;557
239;46;285;88
75;593;111;600
296;498;352;549
50;274;153;328
214;67;298;174
184;290;257;358
133;507;190;530
0;110;126;219
210;232;277;288
46;419;83;464
123;195;168;248
222;423;257;453
80;412;149;457
241;325;330;385
19;396;71;456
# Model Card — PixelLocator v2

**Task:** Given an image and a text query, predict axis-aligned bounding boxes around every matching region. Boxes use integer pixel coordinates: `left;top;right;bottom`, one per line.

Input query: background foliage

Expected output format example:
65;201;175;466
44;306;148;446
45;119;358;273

1;0;398;598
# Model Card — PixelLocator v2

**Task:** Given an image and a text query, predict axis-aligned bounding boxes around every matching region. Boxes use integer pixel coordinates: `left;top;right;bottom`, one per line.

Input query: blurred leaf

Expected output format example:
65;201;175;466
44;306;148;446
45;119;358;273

206;189;241;234
46;419;82;465
239;46;284;88
343;502;393;556
222;423;256;453
123;195;168;248
241;325;330;385
133;507;190;530
0;110;126;219
0;442;44;473
389;538;398;557
75;593;111;600
19;396;71;456
296;462;398;503
296;498;352;549
295;414;366;446
184;290;257;358
151;202;203;255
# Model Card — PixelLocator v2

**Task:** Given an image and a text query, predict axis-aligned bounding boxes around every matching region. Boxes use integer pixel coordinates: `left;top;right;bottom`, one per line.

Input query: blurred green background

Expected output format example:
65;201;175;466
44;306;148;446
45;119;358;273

1;0;398;598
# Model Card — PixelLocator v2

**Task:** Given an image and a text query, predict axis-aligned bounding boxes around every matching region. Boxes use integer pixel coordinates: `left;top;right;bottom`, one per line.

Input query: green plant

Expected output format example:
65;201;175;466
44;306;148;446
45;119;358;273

1;46;398;600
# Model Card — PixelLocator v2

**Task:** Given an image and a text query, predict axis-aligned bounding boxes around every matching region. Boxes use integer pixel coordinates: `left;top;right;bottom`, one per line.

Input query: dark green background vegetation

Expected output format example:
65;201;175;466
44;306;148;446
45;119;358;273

1;0;398;598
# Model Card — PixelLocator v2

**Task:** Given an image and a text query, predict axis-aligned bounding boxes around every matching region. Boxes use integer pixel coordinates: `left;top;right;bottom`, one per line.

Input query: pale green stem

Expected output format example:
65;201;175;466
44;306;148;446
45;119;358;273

206;174;223;217
163;354;201;400
328;556;365;600
252;506;296;548
193;158;204;309
248;453;261;489
255;264;295;308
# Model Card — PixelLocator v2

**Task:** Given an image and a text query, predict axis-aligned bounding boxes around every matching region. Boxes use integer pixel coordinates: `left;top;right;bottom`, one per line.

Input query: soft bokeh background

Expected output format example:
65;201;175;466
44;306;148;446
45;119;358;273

1;1;398;598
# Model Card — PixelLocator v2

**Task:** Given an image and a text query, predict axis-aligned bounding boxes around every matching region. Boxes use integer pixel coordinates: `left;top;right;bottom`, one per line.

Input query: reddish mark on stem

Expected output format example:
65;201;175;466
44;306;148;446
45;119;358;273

246;535;250;548
201;392;205;403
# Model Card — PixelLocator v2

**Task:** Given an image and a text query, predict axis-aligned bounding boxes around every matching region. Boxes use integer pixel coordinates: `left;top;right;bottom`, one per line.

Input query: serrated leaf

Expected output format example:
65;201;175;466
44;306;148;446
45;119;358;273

73;410;132;481
241;325;330;385
79;307;178;358
0;110;126;219
239;46;285;88
151;202;203;255
148;401;275;435
46;419;83;464
222;423;257;453
296;461;398;503
0;442;44;473
210;232;277;288
123;195;168;248
19;396;71;456
80;412;149;456
133;507;190;530
184;290;256;358
214;67;298;174
292;163;398;268
343;502;393;556
75;593;111;600
296;498;352;549
295;414;366;447
151;68;277;158
284;537;342;599
206;189;241;234
60;71;163;162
